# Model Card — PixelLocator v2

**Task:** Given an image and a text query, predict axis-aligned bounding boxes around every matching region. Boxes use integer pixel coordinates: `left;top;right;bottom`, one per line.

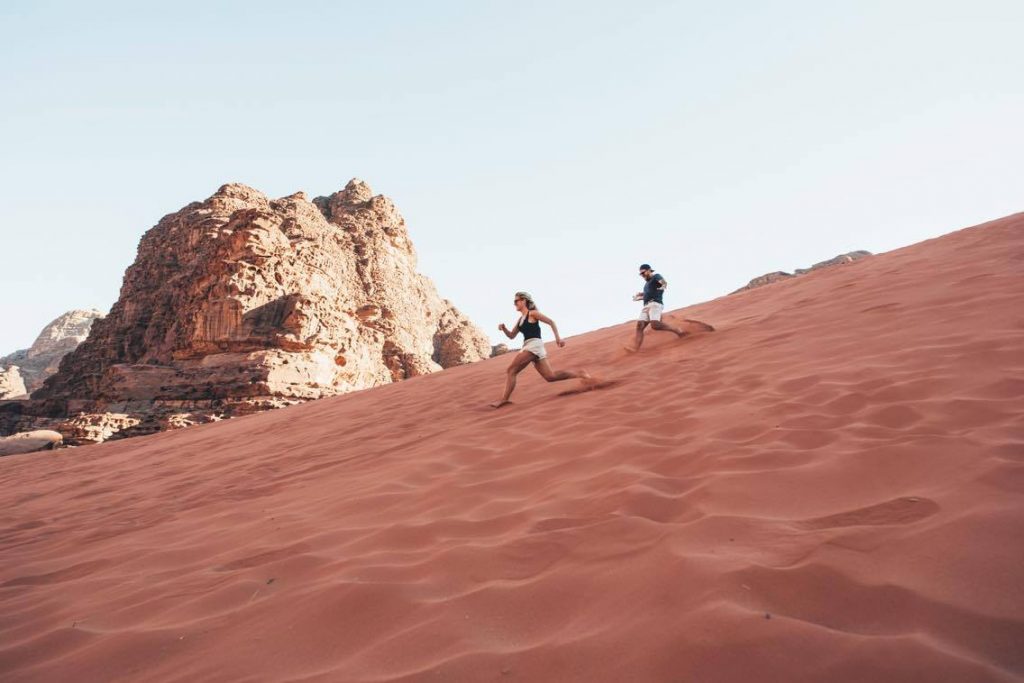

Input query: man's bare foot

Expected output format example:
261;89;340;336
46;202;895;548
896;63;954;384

490;400;511;409
623;345;639;353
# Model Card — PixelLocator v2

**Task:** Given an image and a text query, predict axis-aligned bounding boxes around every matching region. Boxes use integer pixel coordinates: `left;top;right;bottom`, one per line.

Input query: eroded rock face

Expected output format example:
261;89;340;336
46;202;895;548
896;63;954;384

0;310;103;394
0;366;28;399
733;251;872;294
17;179;490;444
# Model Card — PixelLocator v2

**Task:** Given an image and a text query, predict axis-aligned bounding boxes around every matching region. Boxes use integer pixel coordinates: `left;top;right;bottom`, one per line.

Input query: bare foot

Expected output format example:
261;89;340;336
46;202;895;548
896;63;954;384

623;345;639;353
490;400;511;409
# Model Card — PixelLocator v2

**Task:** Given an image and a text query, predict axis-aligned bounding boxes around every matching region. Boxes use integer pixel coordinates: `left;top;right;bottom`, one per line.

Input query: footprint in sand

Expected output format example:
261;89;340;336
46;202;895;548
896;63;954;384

2;559;111;587
681;318;716;332
798;497;939;530
622;322;716;354
558;378;621;397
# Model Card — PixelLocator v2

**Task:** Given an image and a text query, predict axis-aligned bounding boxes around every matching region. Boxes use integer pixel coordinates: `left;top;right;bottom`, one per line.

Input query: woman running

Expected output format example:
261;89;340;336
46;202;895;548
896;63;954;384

491;291;591;408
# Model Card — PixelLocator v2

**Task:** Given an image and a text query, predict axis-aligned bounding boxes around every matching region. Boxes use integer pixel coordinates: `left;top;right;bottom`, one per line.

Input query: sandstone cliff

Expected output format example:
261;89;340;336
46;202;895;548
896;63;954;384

8;179;489;444
0;309;103;394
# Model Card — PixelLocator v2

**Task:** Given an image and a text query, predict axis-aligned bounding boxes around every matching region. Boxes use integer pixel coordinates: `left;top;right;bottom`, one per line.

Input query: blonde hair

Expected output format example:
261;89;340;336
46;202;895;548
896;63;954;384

515;291;537;310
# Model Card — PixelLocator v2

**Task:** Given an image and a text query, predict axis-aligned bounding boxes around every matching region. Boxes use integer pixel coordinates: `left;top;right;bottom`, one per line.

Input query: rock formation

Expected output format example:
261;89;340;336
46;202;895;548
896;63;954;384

6;179;490;445
0;430;62;457
0;310;103;394
794;250;872;275
734;271;795;292
733;251;871;293
0;366;28;400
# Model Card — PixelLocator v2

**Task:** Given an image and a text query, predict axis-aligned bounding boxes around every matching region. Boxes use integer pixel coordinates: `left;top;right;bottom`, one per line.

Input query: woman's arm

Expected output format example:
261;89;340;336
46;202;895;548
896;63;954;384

498;319;520;339
532;311;565;347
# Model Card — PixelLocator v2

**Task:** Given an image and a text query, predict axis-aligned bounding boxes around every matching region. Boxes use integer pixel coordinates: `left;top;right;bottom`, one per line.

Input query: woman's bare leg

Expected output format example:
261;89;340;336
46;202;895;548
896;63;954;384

491;351;537;408
533;359;591;383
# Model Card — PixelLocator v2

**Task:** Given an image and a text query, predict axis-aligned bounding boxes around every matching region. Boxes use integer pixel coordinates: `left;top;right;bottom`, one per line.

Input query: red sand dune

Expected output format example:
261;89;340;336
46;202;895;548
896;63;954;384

1;214;1023;682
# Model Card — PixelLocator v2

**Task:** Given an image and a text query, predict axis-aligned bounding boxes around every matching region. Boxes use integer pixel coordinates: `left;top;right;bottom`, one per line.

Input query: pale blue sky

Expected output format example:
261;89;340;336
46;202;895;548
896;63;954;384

2;1;1022;352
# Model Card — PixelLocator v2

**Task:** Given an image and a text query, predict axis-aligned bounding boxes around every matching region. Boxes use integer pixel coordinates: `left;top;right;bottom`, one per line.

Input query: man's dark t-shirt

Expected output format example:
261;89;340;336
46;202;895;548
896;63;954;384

643;274;666;305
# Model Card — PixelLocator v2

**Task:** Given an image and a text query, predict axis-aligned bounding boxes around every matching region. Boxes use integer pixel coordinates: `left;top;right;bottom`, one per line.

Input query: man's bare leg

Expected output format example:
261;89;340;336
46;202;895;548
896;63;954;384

626;321;648;352
651;320;688;338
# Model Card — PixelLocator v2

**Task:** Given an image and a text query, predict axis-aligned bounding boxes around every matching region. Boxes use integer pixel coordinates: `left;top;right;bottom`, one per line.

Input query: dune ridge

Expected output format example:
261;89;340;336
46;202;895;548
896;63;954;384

1;213;1022;682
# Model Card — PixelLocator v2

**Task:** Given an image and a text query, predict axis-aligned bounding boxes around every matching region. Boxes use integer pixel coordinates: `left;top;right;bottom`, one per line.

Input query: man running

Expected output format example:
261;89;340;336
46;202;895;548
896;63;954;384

628;263;688;351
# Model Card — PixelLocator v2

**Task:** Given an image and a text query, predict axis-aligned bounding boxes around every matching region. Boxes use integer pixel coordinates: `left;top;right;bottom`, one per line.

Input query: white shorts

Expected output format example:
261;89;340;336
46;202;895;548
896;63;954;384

522;337;547;359
638;302;663;322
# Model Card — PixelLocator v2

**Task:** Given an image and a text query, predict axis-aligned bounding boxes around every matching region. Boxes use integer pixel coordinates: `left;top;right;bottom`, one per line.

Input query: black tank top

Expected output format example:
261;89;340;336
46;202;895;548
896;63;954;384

520;313;541;340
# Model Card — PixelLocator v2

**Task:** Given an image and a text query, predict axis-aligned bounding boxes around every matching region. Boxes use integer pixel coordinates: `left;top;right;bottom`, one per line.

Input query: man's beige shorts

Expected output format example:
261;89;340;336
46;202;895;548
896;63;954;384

638;302;664;322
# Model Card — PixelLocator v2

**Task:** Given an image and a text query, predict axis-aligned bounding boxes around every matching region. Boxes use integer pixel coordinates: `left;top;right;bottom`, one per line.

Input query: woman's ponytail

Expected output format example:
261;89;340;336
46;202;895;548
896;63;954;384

515;291;537;310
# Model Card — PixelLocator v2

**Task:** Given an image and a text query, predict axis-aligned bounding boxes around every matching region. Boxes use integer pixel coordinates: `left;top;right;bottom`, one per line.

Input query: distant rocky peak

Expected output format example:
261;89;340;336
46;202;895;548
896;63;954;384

0;309;104;395
310;179;407;248
27;309;104;359
733;251;872;294
214;183;267;202
337;178;374;206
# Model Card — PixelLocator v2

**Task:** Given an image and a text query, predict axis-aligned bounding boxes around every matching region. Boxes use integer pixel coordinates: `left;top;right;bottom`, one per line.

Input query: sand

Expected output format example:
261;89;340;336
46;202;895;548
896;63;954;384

1;213;1022;682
